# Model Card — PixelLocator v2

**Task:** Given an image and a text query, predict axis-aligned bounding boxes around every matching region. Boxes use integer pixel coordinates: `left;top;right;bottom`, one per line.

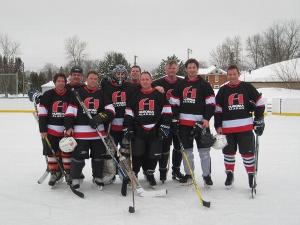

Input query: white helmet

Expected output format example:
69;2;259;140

212;134;228;150
59;137;77;153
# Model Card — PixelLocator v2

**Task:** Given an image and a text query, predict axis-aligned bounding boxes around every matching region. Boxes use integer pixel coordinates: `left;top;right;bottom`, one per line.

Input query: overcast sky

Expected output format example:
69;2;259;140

1;0;299;71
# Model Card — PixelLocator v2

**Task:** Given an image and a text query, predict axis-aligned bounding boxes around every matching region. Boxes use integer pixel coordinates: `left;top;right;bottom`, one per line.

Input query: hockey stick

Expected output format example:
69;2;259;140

37;156;50;184
128;140;135;213
176;134;211;208
251;133;259;198
31;103;50;184
44;137;84;198
72;89;167;198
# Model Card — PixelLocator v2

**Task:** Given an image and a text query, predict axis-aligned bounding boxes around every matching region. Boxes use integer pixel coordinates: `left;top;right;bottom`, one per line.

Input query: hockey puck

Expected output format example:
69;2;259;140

128;206;135;213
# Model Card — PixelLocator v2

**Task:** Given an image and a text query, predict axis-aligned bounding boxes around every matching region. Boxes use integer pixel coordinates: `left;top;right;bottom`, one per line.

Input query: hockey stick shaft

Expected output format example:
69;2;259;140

129;141;135;209
176;134;210;208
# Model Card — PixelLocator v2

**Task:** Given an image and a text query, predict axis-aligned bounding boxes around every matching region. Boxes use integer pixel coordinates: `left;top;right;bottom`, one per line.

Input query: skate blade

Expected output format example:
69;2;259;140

225;184;233;189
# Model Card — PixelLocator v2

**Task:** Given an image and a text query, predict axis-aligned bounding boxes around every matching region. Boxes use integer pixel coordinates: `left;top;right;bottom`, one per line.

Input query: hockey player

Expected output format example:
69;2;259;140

152;60;184;183
169;58;215;186
64;71;115;189
37;73;70;186
66;66;86;90
101;65;136;146
128;65;141;85
214;65;265;188
123;71;172;187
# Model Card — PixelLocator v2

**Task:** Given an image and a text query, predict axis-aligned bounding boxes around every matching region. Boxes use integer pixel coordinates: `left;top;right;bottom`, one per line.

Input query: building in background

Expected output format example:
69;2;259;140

198;65;227;89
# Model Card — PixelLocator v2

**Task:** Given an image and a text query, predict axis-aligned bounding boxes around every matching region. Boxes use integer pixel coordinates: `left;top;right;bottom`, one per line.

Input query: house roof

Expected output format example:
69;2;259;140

243;58;300;82
198;65;226;75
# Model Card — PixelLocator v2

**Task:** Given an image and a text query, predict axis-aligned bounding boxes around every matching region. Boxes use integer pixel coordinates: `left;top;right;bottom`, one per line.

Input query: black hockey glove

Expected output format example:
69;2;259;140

253;117;265;136
170;119;179;134
89;112;109;129
158;124;170;140
123;128;134;141
190;121;203;138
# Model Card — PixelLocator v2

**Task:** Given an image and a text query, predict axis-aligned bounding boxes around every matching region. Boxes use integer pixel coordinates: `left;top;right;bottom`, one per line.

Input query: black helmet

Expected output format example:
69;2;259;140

200;128;216;147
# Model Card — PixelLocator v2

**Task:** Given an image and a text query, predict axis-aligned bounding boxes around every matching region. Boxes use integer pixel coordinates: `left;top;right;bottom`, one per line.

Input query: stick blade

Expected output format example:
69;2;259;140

202;200;211;208
71;187;84;198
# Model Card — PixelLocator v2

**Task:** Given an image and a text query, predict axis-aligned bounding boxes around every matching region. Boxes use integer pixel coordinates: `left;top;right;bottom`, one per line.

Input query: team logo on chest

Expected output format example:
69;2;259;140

228;93;244;111
138;98;155;116
112;91;126;107
183;86;197;104
52;101;67;117
84;97;99;114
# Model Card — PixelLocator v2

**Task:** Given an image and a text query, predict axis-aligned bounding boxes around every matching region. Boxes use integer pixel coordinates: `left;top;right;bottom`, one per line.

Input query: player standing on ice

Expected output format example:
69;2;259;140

64;71;115;190
123;71;172;187
214;65;265;188
37;73;71;187
152;60;185;183
169;58;215;186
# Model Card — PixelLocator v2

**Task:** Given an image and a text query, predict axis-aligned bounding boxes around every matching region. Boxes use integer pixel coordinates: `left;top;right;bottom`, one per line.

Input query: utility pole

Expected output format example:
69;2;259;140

187;48;192;59
134;55;138;65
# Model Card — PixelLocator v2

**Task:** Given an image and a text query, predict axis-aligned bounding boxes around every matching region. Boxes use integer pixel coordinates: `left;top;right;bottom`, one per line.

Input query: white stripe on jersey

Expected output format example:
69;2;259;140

105;104;115;115
47;125;64;133
112;118;124;126
161;105;172;114
179;113;203;121
222;117;253;128
205;95;216;105
125;108;134;117
37;104;48;115
169;96;180;106
74;124;105;133
65;105;78;116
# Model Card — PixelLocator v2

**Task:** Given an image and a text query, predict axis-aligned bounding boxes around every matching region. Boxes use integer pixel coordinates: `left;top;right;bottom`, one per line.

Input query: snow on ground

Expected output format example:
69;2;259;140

0;111;300;225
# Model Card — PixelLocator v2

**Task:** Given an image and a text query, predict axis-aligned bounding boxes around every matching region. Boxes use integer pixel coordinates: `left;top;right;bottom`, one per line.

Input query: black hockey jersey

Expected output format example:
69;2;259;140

214;81;265;134
64;86;115;140
169;76;215;127
124;88;172;136
66;82;86;91
152;76;183;101
38;88;70;137
101;80;137;132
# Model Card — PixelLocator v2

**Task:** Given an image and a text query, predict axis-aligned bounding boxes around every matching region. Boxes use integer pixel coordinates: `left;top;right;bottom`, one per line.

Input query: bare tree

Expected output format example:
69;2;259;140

273;58;300;89
246;20;300;69
0;34;20;58
246;34;266;69
210;36;243;70
65;35;87;66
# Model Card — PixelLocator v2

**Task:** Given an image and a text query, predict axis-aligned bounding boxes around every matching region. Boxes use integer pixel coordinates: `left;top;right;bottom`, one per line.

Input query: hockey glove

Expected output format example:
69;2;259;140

253;117;265;136
158;124;170;140
89;112;109;129
190;121;203;138
123;128;134;141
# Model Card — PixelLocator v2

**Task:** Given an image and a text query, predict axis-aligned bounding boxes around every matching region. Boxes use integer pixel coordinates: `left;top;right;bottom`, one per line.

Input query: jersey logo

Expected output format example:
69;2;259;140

228;93;245;111
112;91;126;107
183;86;197;104
138;98;155;116
52;101;67;117
84;97;99;114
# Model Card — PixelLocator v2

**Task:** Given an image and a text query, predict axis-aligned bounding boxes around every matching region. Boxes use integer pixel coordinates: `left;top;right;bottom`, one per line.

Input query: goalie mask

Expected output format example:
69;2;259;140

59;137;77;153
212;134;228;150
112;65;128;85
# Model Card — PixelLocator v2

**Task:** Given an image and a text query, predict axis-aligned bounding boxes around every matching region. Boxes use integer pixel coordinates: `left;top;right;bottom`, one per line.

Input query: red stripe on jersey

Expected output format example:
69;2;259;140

222;124;253;134
47;128;64;137
179;119;196;127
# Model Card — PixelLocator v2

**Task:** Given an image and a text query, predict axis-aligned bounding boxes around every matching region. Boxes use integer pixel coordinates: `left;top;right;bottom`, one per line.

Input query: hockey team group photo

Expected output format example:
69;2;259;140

0;1;300;225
